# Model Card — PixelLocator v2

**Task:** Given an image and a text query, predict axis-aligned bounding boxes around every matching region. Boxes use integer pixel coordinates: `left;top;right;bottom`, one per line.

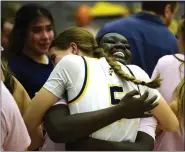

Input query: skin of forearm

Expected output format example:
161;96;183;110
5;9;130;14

43;104;128;143
66;138;145;151
27;126;44;150
66;132;154;151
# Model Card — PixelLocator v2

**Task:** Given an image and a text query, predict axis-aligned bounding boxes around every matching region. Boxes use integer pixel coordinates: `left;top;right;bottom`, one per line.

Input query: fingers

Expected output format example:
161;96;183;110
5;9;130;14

124;90;140;97
145;102;159;111
138;91;149;101
140;113;153;118
134;111;153;118
145;95;158;105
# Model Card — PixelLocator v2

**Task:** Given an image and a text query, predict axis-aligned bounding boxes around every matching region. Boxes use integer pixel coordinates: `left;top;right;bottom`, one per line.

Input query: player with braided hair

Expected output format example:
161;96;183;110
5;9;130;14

24;27;178;150
92;46;161;88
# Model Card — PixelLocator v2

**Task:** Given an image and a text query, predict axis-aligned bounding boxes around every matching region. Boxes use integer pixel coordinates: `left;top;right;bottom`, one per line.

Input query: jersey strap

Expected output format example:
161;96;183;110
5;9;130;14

125;65;141;97
68;56;90;105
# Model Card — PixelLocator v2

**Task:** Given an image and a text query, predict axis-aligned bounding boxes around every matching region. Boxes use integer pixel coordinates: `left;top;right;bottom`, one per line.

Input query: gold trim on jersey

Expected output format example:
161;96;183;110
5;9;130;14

68;56;90;105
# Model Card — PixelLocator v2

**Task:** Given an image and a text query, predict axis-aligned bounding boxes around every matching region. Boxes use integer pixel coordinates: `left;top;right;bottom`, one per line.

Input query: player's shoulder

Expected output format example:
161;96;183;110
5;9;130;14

126;64;146;74
158;54;184;66
60;54;82;62
55;55;90;74
57;55;84;67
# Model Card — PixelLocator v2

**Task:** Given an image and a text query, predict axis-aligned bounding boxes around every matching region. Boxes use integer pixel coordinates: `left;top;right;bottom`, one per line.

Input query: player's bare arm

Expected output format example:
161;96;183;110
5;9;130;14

43;90;158;143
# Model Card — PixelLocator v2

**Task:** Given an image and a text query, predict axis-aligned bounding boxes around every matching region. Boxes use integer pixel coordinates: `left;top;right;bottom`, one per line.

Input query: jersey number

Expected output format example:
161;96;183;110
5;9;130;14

110;86;123;105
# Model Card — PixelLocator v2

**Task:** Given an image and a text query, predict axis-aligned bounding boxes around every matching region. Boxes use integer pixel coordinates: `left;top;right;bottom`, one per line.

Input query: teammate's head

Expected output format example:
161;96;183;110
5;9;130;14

98;33;132;65
49;27;97;64
177;15;185;55
50;27;161;88
7;3;55;60
173;78;184;133
142;1;178;26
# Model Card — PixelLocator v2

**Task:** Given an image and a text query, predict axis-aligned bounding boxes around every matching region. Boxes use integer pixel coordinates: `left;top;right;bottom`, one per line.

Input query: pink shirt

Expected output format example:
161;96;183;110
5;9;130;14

151;54;184;151
1;82;31;151
152;54;184;104
40;99;157;151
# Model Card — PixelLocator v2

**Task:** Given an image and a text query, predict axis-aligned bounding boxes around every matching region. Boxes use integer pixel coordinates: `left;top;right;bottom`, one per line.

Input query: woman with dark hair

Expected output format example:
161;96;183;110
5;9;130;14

7;3;55;98
152;15;184;151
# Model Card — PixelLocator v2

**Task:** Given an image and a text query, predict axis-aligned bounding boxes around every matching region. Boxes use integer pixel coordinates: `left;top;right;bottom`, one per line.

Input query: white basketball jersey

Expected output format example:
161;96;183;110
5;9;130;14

67;56;140;142
44;55;160;142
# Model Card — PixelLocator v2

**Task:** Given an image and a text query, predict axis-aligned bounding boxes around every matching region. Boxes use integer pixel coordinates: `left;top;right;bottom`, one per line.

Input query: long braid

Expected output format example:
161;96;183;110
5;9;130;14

93;46;162;89
54;27;162;88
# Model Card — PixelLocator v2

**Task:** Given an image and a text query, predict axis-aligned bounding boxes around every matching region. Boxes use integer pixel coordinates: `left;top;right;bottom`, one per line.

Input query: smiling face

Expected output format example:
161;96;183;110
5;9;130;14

25;16;54;55
99;33;132;65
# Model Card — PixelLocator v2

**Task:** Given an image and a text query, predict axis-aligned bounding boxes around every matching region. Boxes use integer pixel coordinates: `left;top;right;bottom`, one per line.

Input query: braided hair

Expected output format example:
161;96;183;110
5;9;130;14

51;27;161;89
92;46;161;88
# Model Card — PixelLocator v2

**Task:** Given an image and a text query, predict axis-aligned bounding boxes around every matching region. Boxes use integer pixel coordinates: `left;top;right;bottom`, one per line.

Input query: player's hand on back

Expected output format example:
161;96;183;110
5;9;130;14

119;90;159;119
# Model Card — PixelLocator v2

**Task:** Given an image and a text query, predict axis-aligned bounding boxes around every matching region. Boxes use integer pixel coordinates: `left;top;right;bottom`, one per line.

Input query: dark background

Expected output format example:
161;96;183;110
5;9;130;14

1;1;185;35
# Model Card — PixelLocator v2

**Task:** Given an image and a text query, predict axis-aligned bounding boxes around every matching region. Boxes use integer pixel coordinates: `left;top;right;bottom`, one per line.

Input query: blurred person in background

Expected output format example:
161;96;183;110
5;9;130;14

1;60;44;150
1;18;13;53
132;5;179;35
1;81;31;151
75;5;92;28
75;5;98;37
97;1;179;77
1;46;44;150
152;14;184;151
7;4;55;99
168;19;179;35
1;2;21;58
